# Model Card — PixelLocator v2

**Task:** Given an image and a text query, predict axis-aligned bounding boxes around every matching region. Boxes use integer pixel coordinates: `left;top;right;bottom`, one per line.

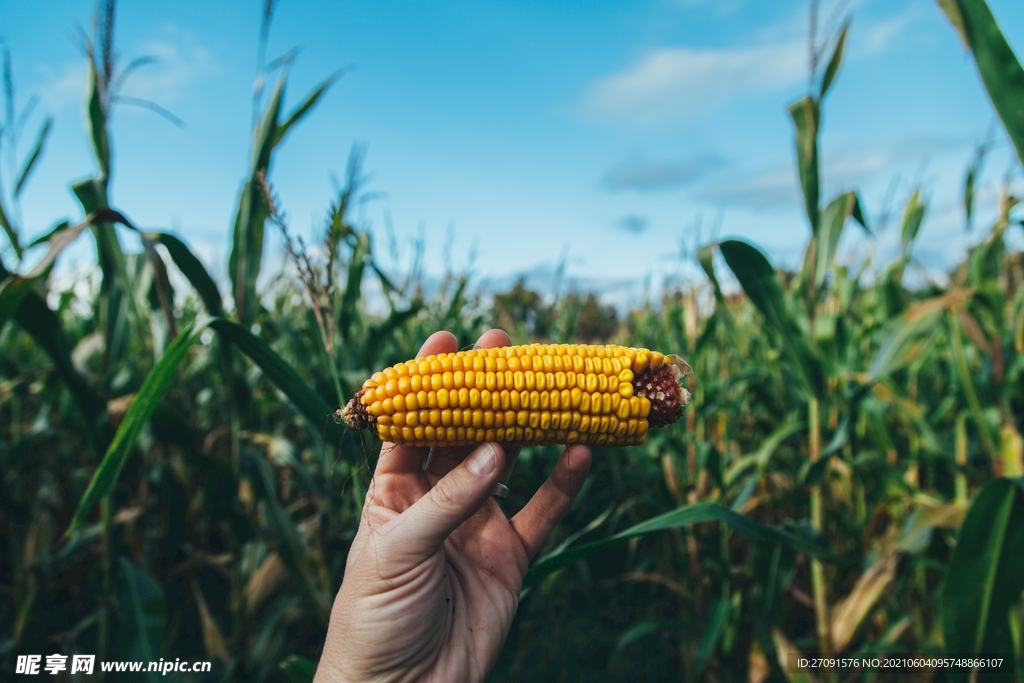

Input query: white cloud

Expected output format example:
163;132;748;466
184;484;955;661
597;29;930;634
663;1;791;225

35;23;214;114
581;3;916;123
119;25;215;105
700;165;800;210
699;134;965;211
582;40;806;123
37;61;86;112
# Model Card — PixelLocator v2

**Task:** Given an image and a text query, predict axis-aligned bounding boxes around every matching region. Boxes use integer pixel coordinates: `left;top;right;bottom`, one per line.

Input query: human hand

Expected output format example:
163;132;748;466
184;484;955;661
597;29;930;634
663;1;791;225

314;329;592;683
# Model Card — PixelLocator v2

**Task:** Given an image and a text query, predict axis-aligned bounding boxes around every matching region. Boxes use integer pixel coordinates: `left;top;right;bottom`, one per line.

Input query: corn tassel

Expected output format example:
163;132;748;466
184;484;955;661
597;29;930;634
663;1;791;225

339;343;692;447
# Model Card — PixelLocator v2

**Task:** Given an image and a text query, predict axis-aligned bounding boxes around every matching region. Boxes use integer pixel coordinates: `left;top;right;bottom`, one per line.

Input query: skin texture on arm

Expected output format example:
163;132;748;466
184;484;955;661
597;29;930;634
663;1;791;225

315;329;592;683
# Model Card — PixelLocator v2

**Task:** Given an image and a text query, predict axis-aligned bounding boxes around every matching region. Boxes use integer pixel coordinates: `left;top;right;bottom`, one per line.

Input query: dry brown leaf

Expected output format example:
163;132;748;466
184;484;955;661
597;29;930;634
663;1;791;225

106;393;135;428
829;551;901;652
192;582;231;664
1002;422;1024;478
772;629;818;683
244;552;285;614
113;506;143;525
748;641;770;683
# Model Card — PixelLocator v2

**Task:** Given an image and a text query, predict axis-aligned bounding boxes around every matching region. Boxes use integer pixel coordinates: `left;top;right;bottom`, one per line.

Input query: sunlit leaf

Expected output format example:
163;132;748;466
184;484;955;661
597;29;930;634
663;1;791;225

868;289;971;382
830;551;901;652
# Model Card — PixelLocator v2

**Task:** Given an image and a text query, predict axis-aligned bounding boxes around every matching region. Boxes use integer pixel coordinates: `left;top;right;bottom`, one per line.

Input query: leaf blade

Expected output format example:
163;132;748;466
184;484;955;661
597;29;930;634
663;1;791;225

718;239;825;399
940;0;1024;165
524;501;831;586
208;318;341;442
14;117;52;197
942;478;1024;680
67;322;202;534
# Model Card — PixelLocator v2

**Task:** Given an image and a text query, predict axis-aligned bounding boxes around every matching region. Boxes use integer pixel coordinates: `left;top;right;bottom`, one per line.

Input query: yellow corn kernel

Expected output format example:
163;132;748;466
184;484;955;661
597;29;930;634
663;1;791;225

347;343;688;447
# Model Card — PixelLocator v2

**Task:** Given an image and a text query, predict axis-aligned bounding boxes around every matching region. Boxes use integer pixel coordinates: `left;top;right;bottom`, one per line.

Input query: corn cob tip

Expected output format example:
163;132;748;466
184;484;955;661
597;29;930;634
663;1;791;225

338;392;371;430
668;354;693;408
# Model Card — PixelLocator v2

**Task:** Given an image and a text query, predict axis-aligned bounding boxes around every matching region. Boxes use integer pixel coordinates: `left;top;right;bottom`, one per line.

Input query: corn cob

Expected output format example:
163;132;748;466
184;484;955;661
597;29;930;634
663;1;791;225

339;343;692;447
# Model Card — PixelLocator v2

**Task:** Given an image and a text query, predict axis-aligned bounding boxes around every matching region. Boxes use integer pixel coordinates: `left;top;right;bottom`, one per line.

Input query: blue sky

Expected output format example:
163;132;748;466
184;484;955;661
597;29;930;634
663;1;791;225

2;0;1023;306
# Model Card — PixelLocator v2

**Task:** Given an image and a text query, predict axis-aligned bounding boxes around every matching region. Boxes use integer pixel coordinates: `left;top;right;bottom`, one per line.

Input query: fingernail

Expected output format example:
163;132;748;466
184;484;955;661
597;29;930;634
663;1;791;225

467;443;498;476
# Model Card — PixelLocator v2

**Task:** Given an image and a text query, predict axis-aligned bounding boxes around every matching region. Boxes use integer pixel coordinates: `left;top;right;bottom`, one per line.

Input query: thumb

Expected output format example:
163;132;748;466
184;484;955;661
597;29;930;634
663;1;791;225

393;442;504;552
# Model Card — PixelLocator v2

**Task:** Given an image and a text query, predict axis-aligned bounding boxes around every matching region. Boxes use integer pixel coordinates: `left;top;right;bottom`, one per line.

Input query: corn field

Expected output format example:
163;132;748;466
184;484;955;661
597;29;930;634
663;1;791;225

1;0;1023;681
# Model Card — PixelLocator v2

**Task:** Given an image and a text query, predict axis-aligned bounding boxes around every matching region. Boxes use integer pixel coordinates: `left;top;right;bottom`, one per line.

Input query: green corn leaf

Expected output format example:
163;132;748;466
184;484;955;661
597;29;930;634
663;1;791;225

25;220;71;250
364;299;424;372
279;656;317;683
246;453;330;628
0;278;36;335
114;557;167;681
146;232;223;317
696;596;730;674
962;143;989;232
85;62;111;180
524;501;831;586
948;310;999;459
67;321;202;534
208;318;342;442
273;71;343;147
0;271;104;447
14;117;52;197
938;0;1024;165
788;96;820;232
253;77;286;172
942;478;1024;682
228;178;268;327
19;219;92;280
613;620;683;658
0;196;19;258
820;19;851;99
718;239;825;400
339;231;372;339
868;288;971;382
963;167;977;233
900;189;927;260
697;243;728;309
229;79;285;326
72;178;133;367
728;420;805;511
814;191;868;291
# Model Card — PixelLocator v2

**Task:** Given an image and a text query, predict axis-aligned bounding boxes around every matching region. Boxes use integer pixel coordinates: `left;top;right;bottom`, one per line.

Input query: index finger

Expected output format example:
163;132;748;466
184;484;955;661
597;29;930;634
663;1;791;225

373;330;458;476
